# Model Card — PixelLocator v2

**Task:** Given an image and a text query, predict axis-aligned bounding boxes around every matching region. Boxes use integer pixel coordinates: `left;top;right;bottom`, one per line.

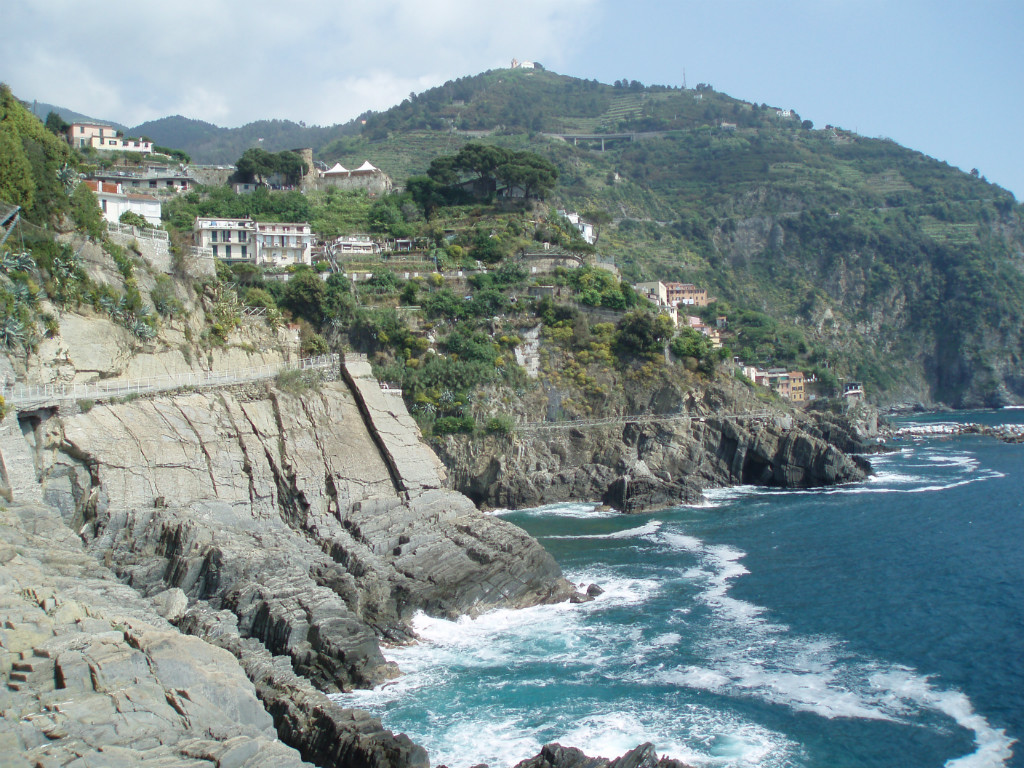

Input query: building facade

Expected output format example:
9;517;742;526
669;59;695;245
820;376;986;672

66;123;153;153
193;218;312;267
664;282;709;307
85;181;161;226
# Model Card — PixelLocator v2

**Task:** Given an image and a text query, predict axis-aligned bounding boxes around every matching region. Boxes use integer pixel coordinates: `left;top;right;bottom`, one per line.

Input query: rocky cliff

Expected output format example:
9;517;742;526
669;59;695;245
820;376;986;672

2;347;573;765
438;382;873;513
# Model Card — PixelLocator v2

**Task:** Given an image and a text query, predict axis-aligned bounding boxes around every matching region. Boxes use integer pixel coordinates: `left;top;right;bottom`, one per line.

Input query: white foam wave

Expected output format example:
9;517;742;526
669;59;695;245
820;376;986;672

656;527;1014;767
546;520;663;540
494;501;619;518
695;485;765;508
870;669;1017;768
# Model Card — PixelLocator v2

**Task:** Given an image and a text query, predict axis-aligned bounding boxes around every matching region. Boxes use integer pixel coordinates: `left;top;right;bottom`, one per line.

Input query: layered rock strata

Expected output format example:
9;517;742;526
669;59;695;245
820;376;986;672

441;411;871;513
0;500;311;767
3;360;573;766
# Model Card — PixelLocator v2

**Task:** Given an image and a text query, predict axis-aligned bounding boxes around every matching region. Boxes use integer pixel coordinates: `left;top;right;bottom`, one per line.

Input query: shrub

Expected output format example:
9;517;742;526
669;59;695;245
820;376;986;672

433;415;476;435
485;415;515;435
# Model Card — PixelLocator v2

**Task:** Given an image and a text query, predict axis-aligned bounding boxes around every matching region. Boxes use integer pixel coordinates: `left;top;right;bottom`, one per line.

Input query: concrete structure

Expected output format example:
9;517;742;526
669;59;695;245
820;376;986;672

66;123;153;153
843;382;864;401
85;180;161;227
316;160;392;195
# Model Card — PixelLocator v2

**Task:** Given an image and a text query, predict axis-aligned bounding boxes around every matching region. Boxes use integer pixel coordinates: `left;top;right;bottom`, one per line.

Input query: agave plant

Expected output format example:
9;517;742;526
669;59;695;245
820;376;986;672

52;250;82;278
9;281;36;305
131;318;157;341
56;163;78;196
0;316;26;349
0;250;35;275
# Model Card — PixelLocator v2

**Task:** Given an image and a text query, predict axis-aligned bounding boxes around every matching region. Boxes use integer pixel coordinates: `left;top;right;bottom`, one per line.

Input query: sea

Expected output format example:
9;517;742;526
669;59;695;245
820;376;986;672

334;409;1024;768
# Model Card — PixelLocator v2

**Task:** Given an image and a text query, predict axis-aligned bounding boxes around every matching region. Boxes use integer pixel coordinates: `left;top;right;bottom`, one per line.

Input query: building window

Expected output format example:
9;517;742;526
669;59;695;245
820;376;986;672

210;230;218;242
241;245;247;259
225;245;232;258
212;245;219;256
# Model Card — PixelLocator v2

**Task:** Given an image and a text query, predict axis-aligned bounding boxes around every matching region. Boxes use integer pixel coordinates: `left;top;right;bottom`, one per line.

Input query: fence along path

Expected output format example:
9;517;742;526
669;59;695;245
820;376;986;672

516;409;775;432
2;354;340;408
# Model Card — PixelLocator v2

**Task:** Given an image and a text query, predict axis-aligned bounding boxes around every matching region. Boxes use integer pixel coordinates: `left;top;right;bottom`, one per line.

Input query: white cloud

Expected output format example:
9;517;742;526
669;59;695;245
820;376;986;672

2;0;599;127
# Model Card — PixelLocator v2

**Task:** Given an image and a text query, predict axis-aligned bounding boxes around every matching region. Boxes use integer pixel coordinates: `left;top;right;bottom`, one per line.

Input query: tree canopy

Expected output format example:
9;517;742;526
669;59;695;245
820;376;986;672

234;148;308;186
426;144;558;200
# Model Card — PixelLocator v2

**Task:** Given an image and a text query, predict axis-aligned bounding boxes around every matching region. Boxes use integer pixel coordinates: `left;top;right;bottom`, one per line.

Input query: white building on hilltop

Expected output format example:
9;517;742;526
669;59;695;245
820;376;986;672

66;123;153;153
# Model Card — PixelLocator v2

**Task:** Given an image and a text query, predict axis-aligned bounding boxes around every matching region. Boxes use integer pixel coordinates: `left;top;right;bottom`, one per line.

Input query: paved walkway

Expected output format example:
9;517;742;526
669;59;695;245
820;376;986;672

516;409;775;432
2;354;340;408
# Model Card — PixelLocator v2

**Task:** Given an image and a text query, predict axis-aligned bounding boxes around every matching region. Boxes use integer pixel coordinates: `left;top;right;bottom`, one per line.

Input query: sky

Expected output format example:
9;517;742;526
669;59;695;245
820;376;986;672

4;0;1022;198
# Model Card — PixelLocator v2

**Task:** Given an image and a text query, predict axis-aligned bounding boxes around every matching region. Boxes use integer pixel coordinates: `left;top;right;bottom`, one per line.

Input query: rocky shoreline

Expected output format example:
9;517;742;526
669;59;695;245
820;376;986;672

1;350;874;767
882;420;1024;443
438;408;874;514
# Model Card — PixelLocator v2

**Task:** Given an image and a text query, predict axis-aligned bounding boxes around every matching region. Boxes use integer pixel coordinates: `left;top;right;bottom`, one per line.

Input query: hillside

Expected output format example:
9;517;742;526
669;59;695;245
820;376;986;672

17;67;1024;407
328;68;1024;408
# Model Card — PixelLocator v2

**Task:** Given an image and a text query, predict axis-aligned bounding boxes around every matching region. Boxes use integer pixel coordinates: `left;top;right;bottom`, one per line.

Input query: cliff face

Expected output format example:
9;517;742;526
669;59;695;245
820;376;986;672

2;356;571;766
439;373;873;513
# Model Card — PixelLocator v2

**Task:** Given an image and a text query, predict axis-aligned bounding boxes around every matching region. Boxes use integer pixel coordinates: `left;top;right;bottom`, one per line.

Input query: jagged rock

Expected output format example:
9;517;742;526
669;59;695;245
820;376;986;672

150;587;188;622
440;409;869;513
0;366;573;765
515;742;695;768
0;501;310;768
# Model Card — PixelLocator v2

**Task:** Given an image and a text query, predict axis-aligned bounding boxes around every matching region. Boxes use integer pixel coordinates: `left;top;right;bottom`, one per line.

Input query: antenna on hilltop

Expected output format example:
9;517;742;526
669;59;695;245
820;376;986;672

682;69;687;90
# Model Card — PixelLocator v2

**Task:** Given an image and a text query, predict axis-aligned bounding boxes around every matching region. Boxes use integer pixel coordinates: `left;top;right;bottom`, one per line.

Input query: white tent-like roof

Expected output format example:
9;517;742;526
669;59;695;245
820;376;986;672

354;160;378;173
323;162;350;175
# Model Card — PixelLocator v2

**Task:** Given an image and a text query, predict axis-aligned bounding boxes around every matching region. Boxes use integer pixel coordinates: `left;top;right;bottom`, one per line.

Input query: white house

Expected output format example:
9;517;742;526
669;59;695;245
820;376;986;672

85;180;161;226
66;123;153;153
193;218;312;267
557;209;597;245
255;222;313;267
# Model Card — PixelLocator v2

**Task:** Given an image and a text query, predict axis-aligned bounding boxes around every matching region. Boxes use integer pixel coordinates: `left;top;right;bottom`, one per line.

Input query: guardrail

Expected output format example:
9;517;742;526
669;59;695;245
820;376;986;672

516;409;776;432
107;221;169;241
2;354;339;408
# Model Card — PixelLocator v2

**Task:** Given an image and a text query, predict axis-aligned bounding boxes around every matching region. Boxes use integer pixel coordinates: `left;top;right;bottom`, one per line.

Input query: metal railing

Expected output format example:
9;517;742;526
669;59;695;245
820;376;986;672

2;354;339;407
516;409;775;432
107;221;169;241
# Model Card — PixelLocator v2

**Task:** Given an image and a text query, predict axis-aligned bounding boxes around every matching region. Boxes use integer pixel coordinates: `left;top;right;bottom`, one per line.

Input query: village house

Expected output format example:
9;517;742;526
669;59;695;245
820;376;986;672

193;217;312;267
665;282;709;307
332;235;381;256
66;123;153;154
85;180;161;227
91;166;194;194
557;210;597;245
634;281;668;306
843;381;865;401
740;363;807;403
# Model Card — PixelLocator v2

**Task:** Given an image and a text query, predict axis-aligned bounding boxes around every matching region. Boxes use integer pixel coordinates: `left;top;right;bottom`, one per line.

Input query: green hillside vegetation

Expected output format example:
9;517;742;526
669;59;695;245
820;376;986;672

14;66;1024;409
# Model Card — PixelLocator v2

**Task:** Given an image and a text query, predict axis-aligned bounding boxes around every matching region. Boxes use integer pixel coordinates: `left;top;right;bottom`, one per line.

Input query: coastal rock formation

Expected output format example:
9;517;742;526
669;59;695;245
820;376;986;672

516;742;695;768
441;411;870;513
0;500;310;767
3;358;572;765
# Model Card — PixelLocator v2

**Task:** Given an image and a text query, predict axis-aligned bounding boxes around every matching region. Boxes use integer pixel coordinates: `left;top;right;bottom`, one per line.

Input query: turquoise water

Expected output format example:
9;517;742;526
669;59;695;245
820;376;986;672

336;410;1024;768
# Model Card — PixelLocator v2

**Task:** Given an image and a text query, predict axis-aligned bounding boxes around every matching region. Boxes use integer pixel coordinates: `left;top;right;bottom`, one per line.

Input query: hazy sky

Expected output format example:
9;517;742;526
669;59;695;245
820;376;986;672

4;0;1022;198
